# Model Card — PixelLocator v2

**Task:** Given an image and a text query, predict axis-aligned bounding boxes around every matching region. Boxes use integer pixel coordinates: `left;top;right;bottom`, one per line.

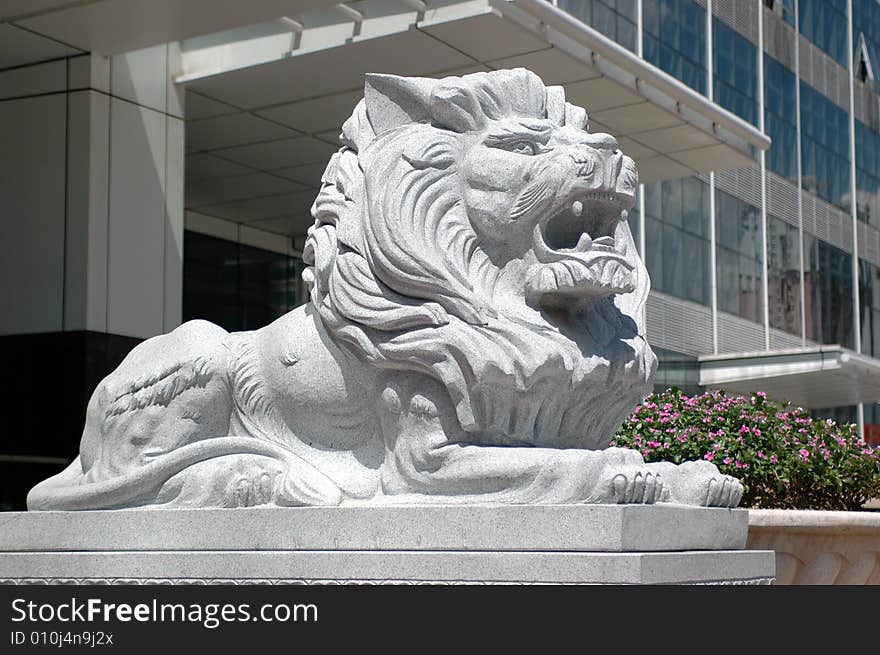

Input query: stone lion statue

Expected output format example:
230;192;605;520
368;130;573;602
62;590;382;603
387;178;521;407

29;69;742;510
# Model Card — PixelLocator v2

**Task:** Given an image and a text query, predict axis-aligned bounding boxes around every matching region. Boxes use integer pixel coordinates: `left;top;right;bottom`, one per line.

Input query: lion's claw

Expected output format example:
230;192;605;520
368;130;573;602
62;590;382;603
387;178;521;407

705;475;744;508
610;468;662;504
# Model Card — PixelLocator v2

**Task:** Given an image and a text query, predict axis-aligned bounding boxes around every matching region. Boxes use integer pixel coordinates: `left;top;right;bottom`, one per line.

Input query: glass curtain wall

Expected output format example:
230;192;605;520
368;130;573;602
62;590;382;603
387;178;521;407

557;0;639;51
767;216;802;336
798;0;849;68
643;177;711;305
854;0;880;91
715;190;763;323
713;20;759;126
764;55;798;184
855;120;880;226
860;259;880;358
183;231;306;333
643;0;707;94
800;82;851;212
803;234;855;348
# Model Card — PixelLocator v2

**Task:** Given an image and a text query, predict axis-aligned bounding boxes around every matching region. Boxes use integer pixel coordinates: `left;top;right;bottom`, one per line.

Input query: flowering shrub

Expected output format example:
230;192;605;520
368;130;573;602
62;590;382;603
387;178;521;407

612;388;880;510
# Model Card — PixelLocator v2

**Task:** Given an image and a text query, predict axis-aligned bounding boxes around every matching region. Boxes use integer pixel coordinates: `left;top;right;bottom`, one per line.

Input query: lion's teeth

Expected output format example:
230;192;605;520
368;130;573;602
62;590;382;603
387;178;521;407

604;262;617;286
575;232;592;251
572;200;583;217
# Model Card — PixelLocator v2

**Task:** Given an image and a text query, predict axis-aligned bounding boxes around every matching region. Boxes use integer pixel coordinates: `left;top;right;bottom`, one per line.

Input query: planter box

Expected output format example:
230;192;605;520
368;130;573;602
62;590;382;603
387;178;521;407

747;509;880;584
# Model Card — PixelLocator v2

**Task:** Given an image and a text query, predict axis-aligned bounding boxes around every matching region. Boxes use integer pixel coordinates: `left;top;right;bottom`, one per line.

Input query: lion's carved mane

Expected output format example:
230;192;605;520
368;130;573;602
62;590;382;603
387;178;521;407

303;70;653;447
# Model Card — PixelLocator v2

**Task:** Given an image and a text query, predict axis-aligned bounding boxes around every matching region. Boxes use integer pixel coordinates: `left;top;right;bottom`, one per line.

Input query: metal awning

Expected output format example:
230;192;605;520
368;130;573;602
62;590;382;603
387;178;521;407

698;346;880;408
177;0;771;238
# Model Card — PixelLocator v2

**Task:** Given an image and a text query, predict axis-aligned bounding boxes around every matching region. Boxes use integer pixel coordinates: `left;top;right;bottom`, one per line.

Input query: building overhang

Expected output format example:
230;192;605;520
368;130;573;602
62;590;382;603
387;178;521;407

178;0;769;185
2;1;342;57
698;346;880;408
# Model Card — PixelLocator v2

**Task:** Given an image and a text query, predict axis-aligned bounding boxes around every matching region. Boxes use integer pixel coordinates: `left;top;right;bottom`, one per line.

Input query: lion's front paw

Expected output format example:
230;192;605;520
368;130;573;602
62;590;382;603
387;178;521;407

591;448;664;504
609;467;665;504
656;460;743;508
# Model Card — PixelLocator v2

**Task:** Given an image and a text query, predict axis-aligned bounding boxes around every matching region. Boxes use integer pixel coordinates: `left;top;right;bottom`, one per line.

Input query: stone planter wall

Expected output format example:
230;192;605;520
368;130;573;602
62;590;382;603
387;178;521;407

747;509;880;584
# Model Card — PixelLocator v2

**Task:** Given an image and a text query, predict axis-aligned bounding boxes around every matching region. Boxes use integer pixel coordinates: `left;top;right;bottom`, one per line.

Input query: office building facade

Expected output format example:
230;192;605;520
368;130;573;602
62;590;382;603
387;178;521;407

1;0;877;507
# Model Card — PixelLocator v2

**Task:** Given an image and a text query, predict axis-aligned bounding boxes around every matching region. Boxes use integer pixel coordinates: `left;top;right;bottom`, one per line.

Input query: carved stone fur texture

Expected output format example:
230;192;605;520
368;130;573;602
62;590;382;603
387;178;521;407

28;69;743;510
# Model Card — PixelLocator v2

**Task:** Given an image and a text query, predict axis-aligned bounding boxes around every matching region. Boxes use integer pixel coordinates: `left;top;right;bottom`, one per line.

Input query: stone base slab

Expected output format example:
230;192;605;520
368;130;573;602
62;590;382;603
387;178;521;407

0;550;775;585
0;505;774;584
0;504;747;552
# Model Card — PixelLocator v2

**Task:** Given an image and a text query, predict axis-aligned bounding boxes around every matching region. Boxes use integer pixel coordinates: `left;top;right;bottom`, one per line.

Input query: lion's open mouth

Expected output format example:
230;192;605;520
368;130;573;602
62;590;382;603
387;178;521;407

527;174;636;302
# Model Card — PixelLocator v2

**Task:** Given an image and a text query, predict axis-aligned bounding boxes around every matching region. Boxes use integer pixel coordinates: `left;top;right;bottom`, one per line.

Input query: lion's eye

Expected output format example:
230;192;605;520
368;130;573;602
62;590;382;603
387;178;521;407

508;140;537;156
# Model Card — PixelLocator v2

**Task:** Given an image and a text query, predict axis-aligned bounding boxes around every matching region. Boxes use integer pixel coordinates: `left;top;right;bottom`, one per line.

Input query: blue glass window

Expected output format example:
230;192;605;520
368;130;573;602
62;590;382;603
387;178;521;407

644;177;711;305
856;120;880;226
803;234;854;348
643;0;707;94
860;259;880;358
764;56;798;183
800;82;850;212
798;0;846;68
558;0;638;52
799;0;848;68
767;216;801;336
713;21;758;126
854;1;880;94
716;190;763;323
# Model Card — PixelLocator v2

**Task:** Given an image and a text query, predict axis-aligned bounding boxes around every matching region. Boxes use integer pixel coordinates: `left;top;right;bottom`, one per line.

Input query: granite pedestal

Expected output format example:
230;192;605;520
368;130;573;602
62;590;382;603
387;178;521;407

0;505;774;584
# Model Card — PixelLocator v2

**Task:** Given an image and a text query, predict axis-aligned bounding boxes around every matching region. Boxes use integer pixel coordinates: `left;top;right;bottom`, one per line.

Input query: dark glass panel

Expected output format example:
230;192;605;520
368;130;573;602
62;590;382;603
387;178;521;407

183;231;306;333
767;216;802;336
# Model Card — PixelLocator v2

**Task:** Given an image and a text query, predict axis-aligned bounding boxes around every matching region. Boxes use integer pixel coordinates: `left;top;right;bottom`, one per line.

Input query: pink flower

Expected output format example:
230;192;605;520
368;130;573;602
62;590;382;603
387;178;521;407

723;457;732;465
739;425;751;435
704;452;715;462
757;450;766;459
770;454;778;463
798;449;810;461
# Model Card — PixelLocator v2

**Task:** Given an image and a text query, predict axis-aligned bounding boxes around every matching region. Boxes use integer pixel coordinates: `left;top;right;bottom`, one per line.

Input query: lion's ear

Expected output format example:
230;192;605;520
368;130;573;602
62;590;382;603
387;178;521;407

364;73;436;137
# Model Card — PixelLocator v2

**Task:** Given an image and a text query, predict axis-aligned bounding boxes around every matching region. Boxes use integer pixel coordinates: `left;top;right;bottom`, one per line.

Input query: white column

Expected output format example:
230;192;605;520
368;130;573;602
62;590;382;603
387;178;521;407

637;0;646;259
0;46;184;340
845;0;865;434
794;0;807;347
707;0;719;354
757;0;770;350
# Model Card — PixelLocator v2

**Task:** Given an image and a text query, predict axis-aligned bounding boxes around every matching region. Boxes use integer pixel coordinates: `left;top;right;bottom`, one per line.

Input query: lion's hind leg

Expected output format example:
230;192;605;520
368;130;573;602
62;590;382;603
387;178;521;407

28;437;344;509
